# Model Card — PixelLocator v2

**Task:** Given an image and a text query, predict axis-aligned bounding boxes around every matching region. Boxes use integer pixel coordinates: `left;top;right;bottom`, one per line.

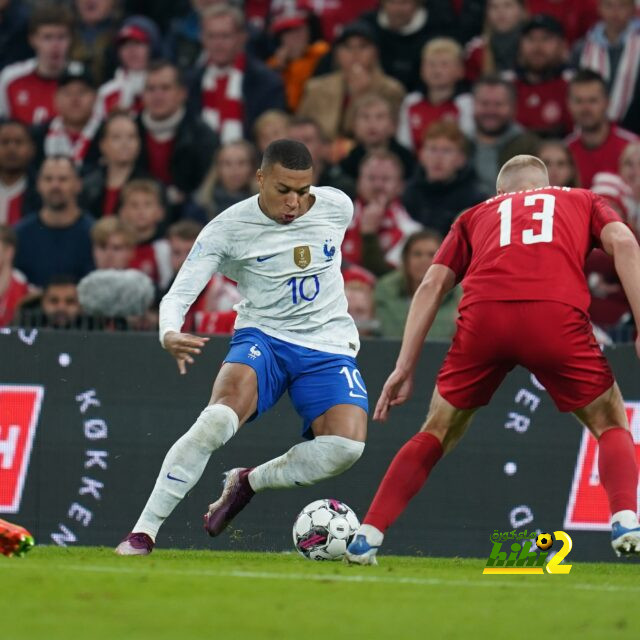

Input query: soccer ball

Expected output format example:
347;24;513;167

536;533;553;550
292;499;360;560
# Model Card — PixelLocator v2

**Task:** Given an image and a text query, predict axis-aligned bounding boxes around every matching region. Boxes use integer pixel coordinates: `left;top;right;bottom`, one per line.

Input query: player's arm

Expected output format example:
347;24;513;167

373;264;456;421
600;221;640;358
159;227;226;374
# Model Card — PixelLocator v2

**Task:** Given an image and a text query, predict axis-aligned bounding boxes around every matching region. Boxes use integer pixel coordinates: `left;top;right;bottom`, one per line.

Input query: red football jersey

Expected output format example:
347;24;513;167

0;59;58;124
566;125;637;188
434;186;621;314
515;74;573;137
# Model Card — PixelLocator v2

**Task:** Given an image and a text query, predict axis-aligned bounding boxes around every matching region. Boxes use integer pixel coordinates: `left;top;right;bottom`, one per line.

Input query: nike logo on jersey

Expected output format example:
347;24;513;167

167;473;187;483
257;255;276;262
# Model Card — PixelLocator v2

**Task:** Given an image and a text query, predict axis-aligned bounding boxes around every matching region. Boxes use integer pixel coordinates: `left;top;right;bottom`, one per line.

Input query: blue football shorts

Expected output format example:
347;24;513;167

224;327;368;438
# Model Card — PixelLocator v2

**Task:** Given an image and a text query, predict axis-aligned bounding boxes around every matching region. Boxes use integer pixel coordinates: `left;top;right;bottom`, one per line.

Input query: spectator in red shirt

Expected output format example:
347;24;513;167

0;5;73;124
510;14;574;137
32;62;101;172
343;149;422;276
0;120;38;226
91;216;136;270
465;0;527;82
119;178;172;290
96;16;162;119
398;37;474;153
0;224;30;327
80;111;145;218
566;69;637;188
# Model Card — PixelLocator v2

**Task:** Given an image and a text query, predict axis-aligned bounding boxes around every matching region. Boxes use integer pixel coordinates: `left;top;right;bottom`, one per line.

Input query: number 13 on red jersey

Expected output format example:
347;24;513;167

497;194;556;247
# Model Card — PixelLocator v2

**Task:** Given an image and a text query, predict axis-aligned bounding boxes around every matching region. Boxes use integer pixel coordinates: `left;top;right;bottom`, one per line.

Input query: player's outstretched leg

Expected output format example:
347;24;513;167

346;389;475;565
574;384;640;557
116;404;239;555
204;405;366;537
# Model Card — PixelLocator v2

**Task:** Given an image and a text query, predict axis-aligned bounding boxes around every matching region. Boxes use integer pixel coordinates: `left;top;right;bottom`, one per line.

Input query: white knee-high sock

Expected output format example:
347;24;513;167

248;435;364;491
133;404;239;540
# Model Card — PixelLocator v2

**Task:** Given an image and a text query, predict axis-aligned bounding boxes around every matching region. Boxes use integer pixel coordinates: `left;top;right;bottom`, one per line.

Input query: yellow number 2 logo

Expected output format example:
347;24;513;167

546;531;572;574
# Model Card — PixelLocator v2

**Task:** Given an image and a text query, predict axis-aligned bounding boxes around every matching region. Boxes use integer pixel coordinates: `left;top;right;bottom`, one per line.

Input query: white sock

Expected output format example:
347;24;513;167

248;435;364;492
133;404;239;540
612;509;639;529
358;523;384;547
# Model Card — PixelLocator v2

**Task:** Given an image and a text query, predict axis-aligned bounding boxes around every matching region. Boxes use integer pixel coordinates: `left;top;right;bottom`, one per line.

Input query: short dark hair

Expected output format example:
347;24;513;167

570;68;608;94
44;274;78;290
167;220;203;242
0;119;33;139
28;3;73;36
39;154;79;176
473;74;516;102
261;139;313;171
401;229;443;263
146;59;187;88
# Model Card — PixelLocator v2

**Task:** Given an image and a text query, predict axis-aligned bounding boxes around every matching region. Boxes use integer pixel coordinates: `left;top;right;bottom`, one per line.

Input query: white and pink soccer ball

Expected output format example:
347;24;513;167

292;498;360;560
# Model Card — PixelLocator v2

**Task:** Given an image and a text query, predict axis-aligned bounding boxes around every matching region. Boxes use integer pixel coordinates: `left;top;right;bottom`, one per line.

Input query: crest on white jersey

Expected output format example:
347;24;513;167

294;246;311;269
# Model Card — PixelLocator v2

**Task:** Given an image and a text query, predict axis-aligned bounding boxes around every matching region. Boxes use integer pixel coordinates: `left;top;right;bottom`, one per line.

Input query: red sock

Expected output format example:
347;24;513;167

364;432;443;533
598;427;638;514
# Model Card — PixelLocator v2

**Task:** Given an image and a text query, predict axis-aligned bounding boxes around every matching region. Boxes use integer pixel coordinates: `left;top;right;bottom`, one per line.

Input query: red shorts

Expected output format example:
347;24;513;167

436;301;614;411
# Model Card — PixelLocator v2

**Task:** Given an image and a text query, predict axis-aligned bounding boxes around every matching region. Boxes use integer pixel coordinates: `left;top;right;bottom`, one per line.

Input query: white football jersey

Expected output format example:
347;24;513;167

159;186;360;356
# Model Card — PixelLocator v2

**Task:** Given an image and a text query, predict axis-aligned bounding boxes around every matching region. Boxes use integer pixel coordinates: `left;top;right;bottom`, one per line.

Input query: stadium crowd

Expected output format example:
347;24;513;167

0;0;639;342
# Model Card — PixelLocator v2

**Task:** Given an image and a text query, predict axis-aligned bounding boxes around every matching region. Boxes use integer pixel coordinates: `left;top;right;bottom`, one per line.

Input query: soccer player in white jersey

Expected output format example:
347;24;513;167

116;139;368;555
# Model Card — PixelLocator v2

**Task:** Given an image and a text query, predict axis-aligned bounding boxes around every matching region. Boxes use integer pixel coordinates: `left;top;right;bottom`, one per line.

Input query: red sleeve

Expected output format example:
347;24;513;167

433;215;472;283
589;192;623;248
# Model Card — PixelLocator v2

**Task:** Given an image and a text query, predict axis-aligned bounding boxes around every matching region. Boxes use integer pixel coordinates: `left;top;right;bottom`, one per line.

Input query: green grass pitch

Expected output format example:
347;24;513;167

1;547;639;640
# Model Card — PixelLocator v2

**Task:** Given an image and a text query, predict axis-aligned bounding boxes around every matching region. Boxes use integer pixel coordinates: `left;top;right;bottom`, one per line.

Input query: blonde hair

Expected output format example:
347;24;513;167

90;217;136;247
422;37;463;62
120;179;163;206
496;155;549;193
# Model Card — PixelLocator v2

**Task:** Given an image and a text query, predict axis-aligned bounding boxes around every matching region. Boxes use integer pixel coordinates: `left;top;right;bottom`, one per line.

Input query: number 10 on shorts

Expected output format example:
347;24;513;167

340;366;367;399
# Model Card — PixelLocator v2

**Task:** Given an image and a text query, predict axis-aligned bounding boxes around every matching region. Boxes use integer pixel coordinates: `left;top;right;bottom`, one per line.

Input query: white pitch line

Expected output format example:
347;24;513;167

1;561;639;593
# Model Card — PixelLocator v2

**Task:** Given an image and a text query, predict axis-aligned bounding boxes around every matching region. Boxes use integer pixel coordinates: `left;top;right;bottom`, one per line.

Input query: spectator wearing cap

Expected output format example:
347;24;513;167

297;21;405;141
465;0;527;83
0;223;32;327
14;156;94;288
0;5;73;124
0;0;32;72
374;229;460;339
469;75;540;194
404;120;488;234
69;0;122;86
138;60;218;210
267;5;330;112
0;120;39;226
343;149;421;277
526;0;599;46
96;16;162;118
31;61;101;172
359;0;457;92
565;69;637;188
572;0;640;133
342;264;379;338
189;4;286;144
508;14;574;138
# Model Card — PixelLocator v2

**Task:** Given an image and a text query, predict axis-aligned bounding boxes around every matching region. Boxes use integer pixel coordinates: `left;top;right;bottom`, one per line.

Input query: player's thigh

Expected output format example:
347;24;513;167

289;356;368;440
209;362;258;425
311;404;367;442
421;386;477;453
573;382;630;438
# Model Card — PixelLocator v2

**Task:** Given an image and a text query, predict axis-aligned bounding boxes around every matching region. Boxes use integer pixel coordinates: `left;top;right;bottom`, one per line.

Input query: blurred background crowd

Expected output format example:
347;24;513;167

0;0;639;343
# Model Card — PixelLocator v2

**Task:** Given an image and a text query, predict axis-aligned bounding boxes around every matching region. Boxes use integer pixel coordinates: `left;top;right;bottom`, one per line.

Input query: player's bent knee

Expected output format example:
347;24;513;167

188;404;239;451
299;435;365;485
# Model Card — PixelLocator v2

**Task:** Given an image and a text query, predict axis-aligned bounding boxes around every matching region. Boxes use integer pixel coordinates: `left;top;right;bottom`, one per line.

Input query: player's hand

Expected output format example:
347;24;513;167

163;331;210;375
373;367;414;422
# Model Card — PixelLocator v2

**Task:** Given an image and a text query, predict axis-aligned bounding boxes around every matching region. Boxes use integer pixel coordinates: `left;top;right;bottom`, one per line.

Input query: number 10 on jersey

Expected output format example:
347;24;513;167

498;194;556;246
287;276;320;304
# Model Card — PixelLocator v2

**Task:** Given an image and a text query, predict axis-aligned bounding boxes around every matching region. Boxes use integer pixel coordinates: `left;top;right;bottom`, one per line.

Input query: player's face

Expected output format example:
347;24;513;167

37;159;80;210
201;14;246;68
519;30;566;72
353;103;395;146
119;40;150;71
55;82;96;128
257;164;313;224
620;144;640;199
539;143;574;187
405;238;441;285
0;124;34;172
93;233;134;270
421;53;463;89
218;144;253;192
420;137;465;182
30;26;71;72
357;157;403;203
568;82;608;131
100;116;141;164
487;0;525;33
42;284;80;328
473;85;514;136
